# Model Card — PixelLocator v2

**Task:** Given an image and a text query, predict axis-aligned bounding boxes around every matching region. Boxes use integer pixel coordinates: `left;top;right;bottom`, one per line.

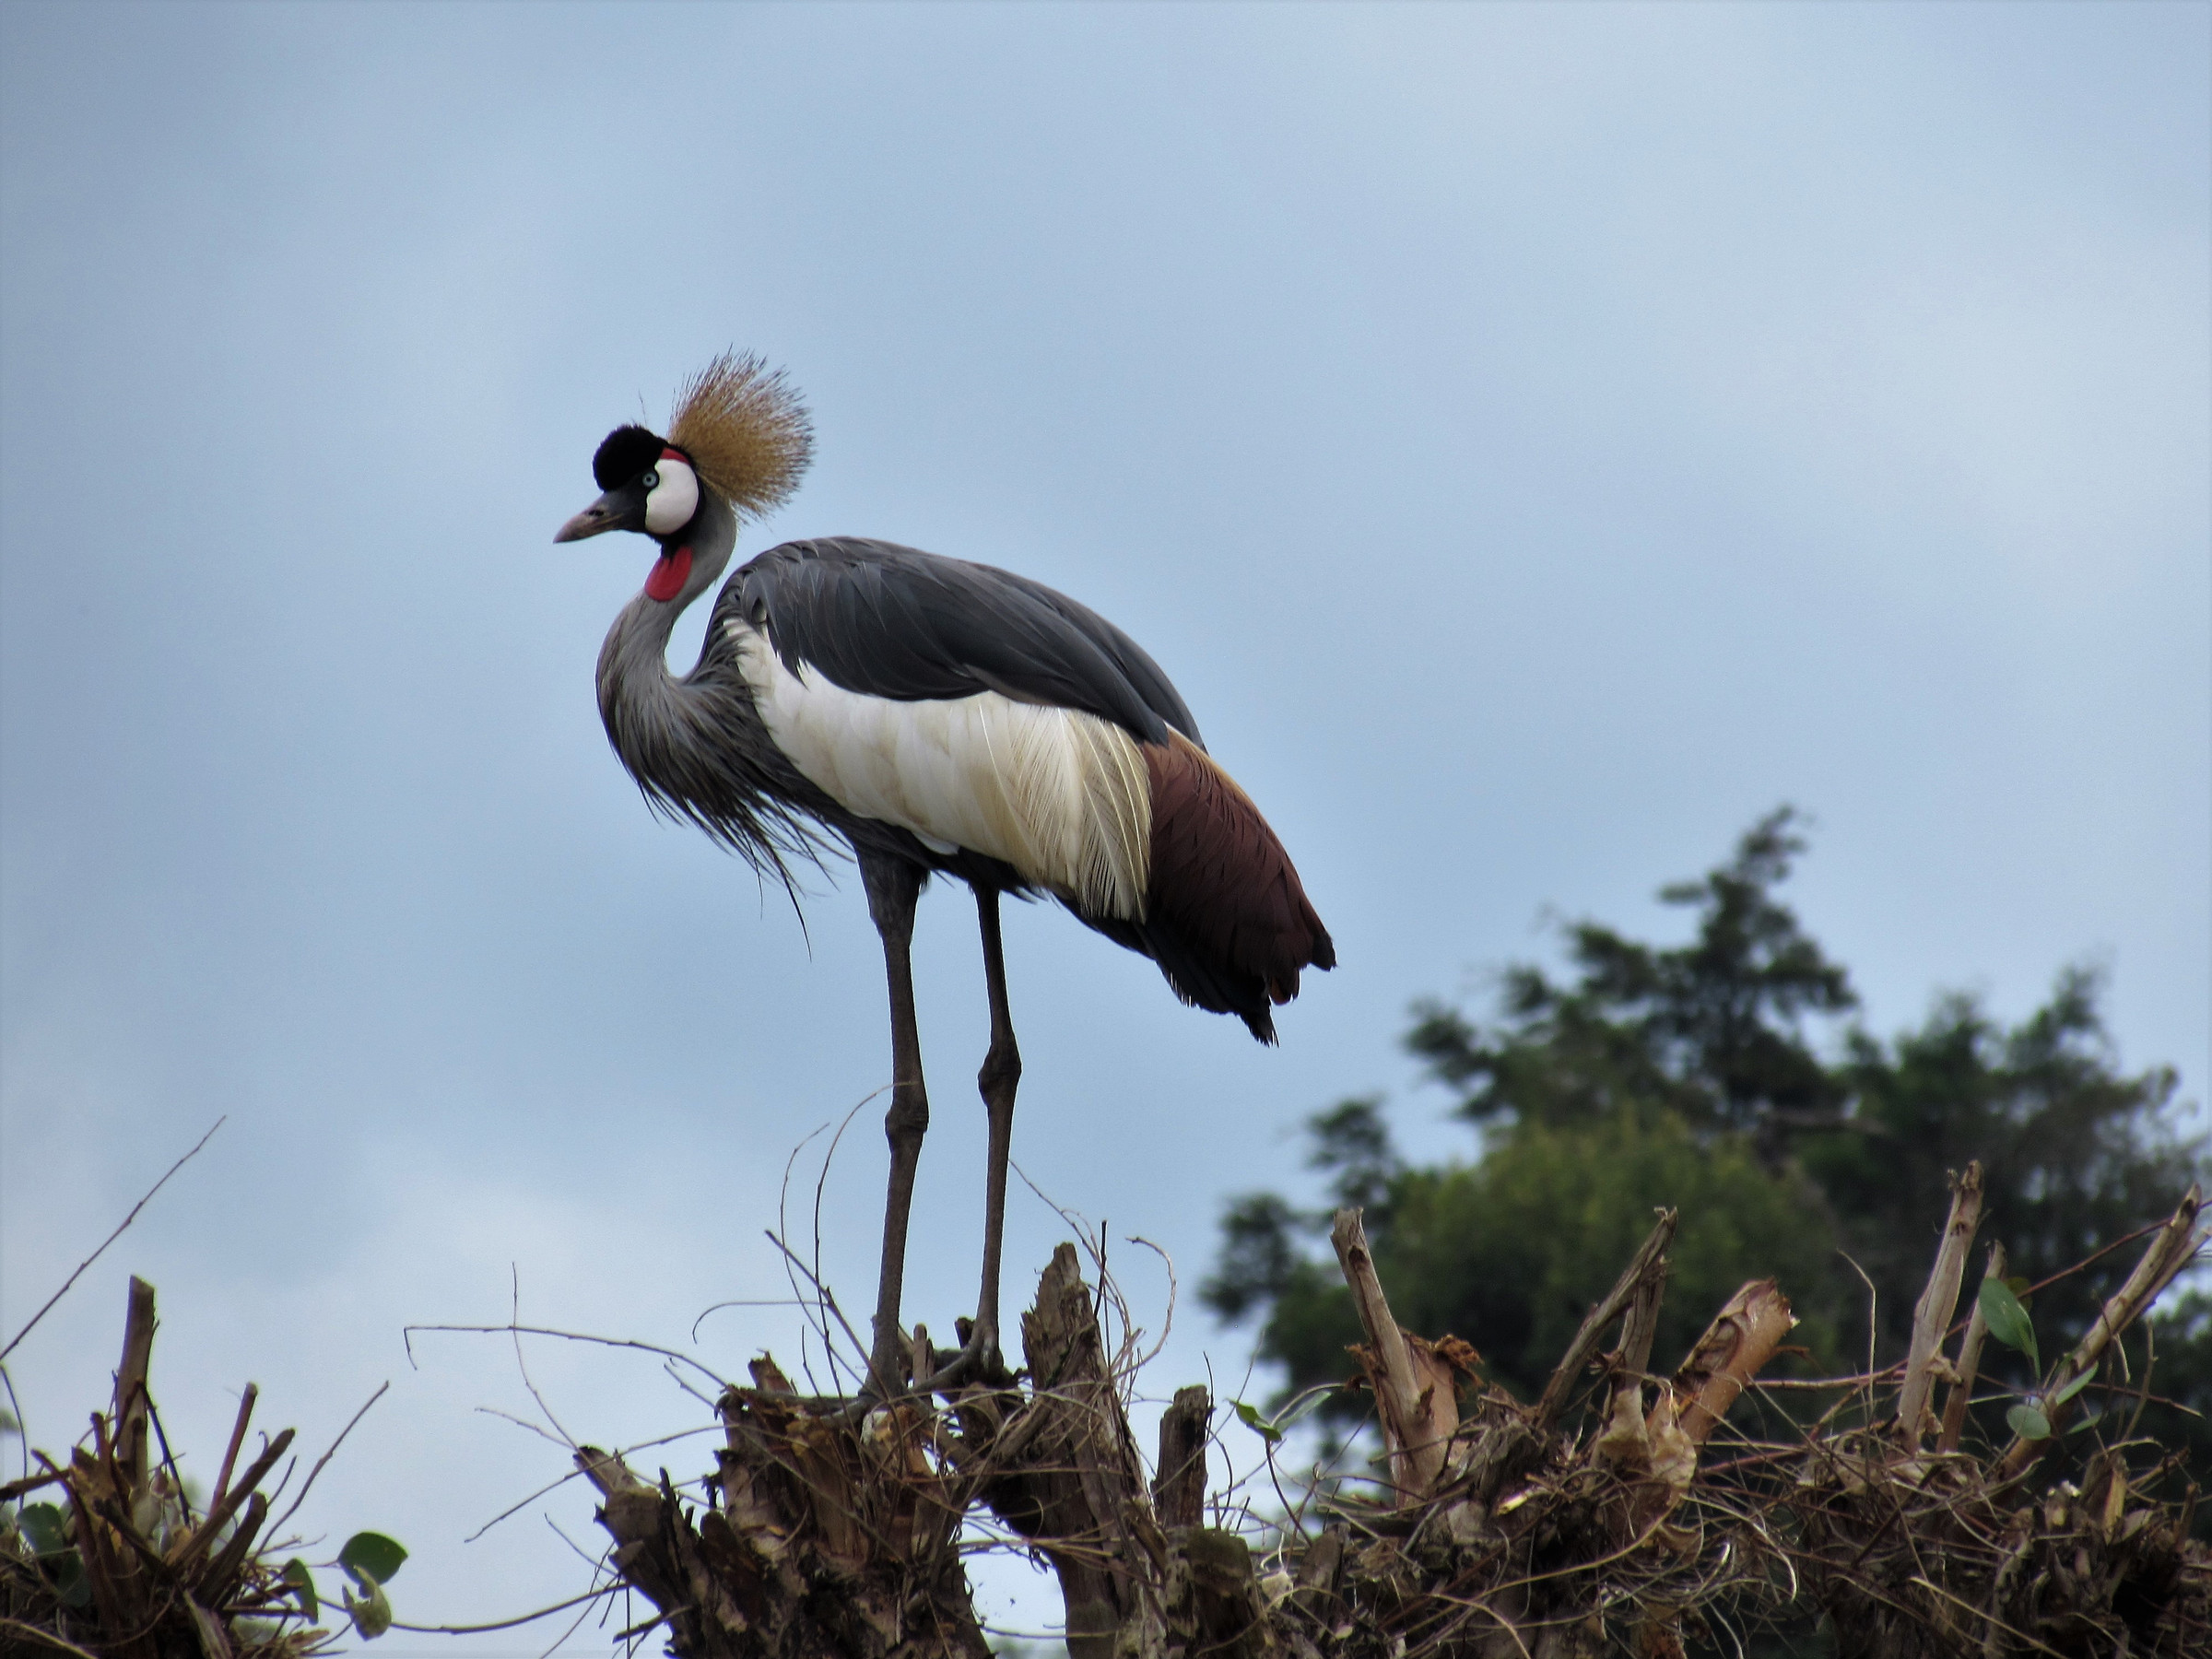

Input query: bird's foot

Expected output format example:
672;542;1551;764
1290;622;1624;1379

841;1320;1011;1422
918;1315;1014;1393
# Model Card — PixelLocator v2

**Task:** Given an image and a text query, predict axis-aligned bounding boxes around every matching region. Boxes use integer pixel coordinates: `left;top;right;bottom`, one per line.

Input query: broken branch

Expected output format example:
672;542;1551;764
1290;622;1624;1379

1896;1161;1983;1447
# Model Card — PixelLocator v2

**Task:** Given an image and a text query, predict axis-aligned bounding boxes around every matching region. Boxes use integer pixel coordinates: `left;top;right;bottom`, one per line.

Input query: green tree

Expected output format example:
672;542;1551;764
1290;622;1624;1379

1208;1100;1845;1410
1205;811;2206;1452
1405;808;1856;1139
1806;971;2196;1368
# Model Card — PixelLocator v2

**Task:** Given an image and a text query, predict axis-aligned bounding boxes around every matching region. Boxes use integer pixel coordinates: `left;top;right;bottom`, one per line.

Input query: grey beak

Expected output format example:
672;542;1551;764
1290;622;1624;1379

555;489;629;543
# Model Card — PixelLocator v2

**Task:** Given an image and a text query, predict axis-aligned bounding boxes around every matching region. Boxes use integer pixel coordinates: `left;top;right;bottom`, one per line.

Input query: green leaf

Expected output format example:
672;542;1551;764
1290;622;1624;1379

53;1551;91;1609
1230;1399;1284;1445
283;1558;320;1624
1978;1279;2040;1373
2006;1403;2051;1441
339;1531;407;1585
18;1501;69;1556
2050;1369;2095;1407
345;1571;393;1641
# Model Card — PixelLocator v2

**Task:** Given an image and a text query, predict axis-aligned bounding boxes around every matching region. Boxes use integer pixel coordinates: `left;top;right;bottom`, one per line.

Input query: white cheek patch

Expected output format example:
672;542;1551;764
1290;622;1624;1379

643;456;700;535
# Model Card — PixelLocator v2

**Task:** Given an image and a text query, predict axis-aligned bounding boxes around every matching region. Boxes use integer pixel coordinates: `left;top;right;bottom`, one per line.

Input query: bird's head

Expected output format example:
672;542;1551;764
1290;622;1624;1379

556;351;813;604
556;423;701;547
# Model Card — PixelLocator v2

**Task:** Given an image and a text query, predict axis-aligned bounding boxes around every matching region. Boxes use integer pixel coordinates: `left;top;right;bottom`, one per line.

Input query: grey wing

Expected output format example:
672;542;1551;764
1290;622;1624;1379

730;537;1205;748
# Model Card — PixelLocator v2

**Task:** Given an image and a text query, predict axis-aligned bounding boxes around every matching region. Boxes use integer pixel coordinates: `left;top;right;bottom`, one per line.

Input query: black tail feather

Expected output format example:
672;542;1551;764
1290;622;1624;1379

1072;910;1280;1043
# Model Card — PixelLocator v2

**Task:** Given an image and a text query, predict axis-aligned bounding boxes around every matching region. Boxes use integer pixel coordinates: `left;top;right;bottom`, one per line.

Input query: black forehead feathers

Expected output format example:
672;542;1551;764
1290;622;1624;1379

593;425;668;491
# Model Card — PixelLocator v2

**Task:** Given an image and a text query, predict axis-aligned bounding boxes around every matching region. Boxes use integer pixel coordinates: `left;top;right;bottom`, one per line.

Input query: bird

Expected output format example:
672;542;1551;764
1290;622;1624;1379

556;352;1334;1397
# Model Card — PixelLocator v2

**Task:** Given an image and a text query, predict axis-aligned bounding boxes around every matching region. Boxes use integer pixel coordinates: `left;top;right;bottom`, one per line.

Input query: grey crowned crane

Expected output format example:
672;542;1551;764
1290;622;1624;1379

557;354;1334;1396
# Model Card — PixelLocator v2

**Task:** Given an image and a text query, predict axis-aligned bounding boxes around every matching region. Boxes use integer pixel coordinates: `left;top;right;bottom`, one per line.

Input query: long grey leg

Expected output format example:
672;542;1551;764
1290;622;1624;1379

969;885;1021;1374
859;851;929;1401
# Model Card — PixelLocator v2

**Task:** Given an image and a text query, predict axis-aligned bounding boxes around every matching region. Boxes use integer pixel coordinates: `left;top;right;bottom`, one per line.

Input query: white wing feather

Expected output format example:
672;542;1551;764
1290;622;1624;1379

729;618;1151;918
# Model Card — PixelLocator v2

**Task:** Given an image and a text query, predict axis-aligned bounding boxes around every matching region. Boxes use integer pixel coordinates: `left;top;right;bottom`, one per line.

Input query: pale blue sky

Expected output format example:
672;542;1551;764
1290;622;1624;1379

4;4;2206;1649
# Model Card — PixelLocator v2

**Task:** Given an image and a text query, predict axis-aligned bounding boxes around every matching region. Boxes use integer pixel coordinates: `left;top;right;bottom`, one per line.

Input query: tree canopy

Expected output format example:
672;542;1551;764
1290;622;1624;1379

1203;810;2207;1471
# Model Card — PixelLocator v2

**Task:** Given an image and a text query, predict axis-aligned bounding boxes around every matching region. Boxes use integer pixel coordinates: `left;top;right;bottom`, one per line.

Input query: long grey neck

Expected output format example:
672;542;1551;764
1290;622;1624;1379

595;488;742;780
592;490;830;881
599;488;737;681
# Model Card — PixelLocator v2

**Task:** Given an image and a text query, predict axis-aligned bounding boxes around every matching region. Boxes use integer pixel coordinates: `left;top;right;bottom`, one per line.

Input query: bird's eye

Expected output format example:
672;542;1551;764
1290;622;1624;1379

641;470;660;489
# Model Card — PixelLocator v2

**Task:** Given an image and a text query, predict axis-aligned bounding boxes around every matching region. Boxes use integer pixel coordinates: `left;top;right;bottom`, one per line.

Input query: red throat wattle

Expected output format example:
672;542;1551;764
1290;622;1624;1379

644;545;693;603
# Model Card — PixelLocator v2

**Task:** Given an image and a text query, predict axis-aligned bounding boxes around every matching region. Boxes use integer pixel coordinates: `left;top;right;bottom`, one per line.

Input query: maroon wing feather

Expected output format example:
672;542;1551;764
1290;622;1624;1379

1138;735;1334;1041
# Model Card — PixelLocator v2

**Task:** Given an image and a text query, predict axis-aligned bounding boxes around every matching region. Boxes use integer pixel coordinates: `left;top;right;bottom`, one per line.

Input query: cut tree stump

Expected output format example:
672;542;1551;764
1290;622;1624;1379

580;1187;2209;1659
